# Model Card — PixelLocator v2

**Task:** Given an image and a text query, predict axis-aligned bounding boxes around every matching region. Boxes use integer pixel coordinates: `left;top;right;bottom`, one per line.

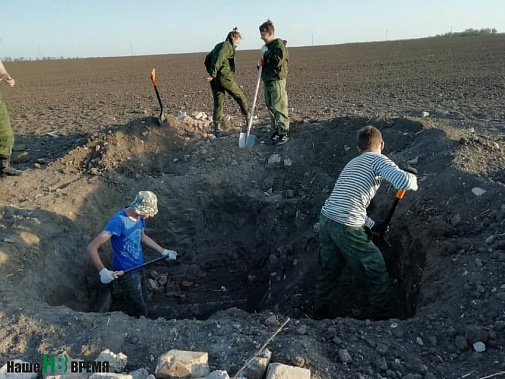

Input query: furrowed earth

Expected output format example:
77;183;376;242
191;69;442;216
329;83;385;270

1;35;505;378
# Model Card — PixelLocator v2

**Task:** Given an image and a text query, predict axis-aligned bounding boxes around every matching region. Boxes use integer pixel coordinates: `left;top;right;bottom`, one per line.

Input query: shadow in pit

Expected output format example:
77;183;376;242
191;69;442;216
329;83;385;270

0;205;93;313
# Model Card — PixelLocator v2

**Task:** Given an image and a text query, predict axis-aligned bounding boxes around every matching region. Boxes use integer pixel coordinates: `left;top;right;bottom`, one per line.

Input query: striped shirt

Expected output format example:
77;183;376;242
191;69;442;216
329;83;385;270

321;152;418;228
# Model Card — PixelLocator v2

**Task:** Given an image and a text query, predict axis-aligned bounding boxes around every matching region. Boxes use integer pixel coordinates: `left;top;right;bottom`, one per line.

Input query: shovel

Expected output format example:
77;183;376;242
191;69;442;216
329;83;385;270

122;251;187;274
150;68;167;125
239;66;262;148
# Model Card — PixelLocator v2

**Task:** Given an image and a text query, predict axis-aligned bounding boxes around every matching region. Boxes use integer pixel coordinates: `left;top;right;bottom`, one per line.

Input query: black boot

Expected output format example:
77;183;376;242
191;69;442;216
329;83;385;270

214;123;223;137
0;155;23;176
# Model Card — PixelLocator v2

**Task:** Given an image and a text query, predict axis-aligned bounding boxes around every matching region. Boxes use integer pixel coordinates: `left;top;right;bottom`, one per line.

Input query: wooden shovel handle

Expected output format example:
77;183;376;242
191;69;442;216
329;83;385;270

150;68;156;86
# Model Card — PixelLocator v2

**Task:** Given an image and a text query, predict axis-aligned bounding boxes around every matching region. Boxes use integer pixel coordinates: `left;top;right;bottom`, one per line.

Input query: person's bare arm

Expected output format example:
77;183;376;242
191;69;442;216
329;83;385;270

87;231;113;271
140;229;164;253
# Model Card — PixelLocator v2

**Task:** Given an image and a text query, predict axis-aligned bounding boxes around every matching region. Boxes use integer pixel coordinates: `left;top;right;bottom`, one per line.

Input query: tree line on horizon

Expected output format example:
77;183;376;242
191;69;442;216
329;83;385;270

433;27;499;38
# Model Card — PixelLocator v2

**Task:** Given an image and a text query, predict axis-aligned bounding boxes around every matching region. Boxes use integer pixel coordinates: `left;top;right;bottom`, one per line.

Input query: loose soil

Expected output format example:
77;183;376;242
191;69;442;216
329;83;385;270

1;35;505;378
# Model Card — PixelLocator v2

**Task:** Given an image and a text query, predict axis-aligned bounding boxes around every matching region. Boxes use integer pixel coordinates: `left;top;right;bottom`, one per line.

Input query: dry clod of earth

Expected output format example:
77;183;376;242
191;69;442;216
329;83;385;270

1;35;505;378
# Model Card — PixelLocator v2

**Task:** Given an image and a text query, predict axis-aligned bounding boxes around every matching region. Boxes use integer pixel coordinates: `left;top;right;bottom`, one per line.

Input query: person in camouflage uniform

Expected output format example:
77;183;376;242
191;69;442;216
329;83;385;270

205;27;250;137
258;20;290;146
87;191;178;318
0;59;23;177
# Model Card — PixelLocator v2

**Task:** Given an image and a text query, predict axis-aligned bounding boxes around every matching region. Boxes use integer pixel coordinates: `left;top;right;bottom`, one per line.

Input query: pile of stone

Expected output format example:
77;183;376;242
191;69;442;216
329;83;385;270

1;348;311;379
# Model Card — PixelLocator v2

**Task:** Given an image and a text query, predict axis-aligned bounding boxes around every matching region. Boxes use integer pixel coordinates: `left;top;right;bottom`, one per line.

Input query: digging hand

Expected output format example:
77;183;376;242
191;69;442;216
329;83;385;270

372;221;389;236
161;249;177;260
99;268;118;284
365;221;388;239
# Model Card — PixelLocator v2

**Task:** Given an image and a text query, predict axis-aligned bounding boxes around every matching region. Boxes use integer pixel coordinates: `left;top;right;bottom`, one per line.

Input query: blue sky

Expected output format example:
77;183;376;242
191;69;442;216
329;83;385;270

1;0;504;59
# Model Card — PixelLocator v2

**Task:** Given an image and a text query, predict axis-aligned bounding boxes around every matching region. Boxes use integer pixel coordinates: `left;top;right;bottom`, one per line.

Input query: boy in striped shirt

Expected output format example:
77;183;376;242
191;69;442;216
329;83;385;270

314;125;418;320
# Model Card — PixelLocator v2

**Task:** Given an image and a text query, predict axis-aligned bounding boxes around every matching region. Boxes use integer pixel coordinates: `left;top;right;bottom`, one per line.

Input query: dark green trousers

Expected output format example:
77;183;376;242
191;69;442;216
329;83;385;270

314;214;391;319
210;76;249;125
263;79;289;135
0;94;14;157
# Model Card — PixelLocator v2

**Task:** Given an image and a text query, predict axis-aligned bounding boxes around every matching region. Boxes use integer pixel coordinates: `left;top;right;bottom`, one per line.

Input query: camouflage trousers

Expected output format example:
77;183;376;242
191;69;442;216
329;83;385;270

117;270;149;318
210;76;249;125
0;94;14;157
314;214;391;319
263;79;289;136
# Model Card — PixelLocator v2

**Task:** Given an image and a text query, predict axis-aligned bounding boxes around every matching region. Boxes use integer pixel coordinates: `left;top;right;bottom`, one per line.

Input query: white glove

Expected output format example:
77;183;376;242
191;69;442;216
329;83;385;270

161;249;177;260
99;268;116;284
408;173;418;191
261;45;268;56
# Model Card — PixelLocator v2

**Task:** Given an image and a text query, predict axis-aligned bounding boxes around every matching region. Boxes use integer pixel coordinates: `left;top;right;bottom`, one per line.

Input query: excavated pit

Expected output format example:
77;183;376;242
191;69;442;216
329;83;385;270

4;117;434;322
88;191;428;321
79;117;430;321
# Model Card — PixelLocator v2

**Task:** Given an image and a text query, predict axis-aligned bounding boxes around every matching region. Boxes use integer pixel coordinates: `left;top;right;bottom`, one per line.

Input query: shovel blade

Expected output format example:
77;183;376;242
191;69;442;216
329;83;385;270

239;132;256;148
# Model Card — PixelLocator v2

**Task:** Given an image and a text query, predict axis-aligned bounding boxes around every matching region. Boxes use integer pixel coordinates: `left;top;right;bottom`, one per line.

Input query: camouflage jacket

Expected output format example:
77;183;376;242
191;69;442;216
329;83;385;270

205;33;236;80
262;38;289;81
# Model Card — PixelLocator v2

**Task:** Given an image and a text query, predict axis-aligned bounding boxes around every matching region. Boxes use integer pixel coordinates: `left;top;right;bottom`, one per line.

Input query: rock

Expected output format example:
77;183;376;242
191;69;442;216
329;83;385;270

375;356;387;371
286;189;295;198
494;321;505;331
473;342;486;353
403;374;423;379
265;363;310;379
283;158;293;166
13;144;27;152
471;187;486;196
176;112;187;120
95;349;127;373
466;326;488;344
297;324;307;335
166;284;181;296
267;154;282;165
377;343;388;355
89;375;132;379
155;350;210;379
416;337;424;346
421;111;430;118
147;279;159;291
158;275;168;286
475;258;483;267
141;131;149;137
495;292;505;301
13;152;29;164
313;222;320;234
455;335;468;351
236;349;271;379
407;156;419;165
265;315;279;327
90;167;99;175
338;349;352;363
0;360;38;379
450;215;462;227
128;368;149;379
206;371;229;379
